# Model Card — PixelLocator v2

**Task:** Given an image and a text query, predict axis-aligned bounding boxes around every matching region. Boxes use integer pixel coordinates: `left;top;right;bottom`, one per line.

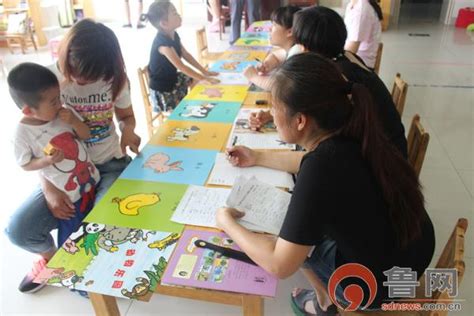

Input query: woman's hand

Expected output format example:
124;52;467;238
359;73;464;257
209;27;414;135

226;146;258;167
243;66;258;80
43;185;75;220
216;207;245;230
249;110;273;131
202;76;220;85
120;127;141;155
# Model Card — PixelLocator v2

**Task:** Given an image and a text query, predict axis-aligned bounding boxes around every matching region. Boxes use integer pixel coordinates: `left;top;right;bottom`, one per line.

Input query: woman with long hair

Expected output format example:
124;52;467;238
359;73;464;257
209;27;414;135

219;53;435;315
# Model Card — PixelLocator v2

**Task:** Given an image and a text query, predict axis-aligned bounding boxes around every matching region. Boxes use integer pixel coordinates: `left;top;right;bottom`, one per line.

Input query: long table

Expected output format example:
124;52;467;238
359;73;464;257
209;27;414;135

56;22;271;316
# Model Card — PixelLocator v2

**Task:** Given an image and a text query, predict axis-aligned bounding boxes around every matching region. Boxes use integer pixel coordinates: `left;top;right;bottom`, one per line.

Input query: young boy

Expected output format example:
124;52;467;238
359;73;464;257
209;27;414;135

6;63;100;293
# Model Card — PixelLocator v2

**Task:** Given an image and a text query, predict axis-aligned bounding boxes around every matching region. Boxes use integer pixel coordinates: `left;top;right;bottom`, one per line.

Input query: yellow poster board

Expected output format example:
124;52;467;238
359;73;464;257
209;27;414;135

220;50;269;62
184;85;248;103
149;121;232;151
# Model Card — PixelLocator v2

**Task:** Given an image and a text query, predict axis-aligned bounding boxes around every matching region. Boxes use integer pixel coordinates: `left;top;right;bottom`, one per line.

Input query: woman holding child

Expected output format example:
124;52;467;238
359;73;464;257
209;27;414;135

6;19;140;294
217;53;435;315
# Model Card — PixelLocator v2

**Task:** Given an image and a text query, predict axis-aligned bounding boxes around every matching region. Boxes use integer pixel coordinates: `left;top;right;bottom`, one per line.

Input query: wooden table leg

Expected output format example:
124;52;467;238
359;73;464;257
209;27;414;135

242;295;263;316
89;293;121;316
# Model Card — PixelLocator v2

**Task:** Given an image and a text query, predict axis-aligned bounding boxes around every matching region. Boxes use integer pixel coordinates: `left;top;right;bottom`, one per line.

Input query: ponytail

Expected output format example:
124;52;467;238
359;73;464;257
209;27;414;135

273;53;424;248
368;0;383;21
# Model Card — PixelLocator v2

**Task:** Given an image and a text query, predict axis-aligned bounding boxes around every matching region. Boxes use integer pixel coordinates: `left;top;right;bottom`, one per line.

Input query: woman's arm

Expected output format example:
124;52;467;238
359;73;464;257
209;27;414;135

243;66;273;91
115;106;141;154
216;208;311;278
344;40;361;54
159;46;217;83
227;146;305;174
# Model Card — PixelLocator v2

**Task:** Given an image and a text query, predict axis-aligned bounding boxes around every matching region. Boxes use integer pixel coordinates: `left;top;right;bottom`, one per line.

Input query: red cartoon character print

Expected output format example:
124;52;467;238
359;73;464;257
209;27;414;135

49;132;97;212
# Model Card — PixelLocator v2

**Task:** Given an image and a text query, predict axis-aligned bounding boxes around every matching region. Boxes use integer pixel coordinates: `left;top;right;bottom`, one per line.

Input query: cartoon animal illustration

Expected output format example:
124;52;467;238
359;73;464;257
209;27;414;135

97;225;145;252
201;87;223;98
62;222;106;255
221;61;240;71
48;270;84;289
167;126;200;142
148;233;180;251
143;153;183;173
242;39;262;45
49;132;97;212
121;277;150;299
179;103;215;119
112;192;160;216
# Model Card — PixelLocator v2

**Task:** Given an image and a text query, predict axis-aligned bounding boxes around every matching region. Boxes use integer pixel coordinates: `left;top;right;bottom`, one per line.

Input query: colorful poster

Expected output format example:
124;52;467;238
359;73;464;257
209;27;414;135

85;179;187;233
228;45;271;52
227;109;296;150
220;50;268;62
209;60;259;73
161;228;278;297
234;37;270;47
246;20;272;32
241;32;270;39
119;145;217;185
149;120;231;151
168;99;242;123
34;222;179;300
185;84;248;103
207;73;250;86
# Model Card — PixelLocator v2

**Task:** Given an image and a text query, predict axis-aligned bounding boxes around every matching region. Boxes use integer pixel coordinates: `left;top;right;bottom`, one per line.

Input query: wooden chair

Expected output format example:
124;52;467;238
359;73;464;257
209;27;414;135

287;0;318;7
407;114;429;178
341;218;468;316
373;42;383;74
137;66;164;139
196;26;222;68
4;10;37;54
391;73;408;116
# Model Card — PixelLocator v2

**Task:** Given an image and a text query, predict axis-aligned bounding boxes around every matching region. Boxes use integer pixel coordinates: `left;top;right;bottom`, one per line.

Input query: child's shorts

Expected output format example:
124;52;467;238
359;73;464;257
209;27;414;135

57;196;94;247
150;73;193;112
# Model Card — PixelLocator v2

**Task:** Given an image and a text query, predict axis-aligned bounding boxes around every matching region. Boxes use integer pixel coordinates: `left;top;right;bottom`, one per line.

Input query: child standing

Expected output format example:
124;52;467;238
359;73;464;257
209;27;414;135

7;63;100;293
143;0;219;113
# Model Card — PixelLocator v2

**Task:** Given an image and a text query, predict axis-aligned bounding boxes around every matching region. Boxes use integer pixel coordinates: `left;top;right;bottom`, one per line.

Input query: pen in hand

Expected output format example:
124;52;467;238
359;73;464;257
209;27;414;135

194;239;257;265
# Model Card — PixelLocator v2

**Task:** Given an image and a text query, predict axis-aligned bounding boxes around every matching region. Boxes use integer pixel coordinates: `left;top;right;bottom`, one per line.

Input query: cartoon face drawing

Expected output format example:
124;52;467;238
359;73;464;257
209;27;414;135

167;126;200;142
201;88;223;98
86;223;105;234
143;153;183;173
97;225;144;252
221;61;240;70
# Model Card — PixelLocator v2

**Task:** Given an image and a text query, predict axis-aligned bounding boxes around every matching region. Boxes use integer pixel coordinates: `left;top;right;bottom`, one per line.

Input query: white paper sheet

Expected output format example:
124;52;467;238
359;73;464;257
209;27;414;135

171;185;270;233
226;176;291;235
207;153;294;189
227;109;296;150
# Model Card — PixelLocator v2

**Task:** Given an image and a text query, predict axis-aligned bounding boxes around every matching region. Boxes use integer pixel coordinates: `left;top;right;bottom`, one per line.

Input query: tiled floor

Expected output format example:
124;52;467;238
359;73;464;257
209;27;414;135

0;7;473;316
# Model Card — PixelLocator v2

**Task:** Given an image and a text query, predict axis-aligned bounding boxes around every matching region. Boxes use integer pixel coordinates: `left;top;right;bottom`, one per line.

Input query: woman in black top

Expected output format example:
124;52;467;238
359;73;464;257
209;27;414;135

250;6;407;158
218;53;435;315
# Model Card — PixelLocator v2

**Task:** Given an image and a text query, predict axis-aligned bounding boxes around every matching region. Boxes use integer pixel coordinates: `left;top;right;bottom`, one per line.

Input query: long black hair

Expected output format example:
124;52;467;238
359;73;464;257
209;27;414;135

369;0;383;21
272;53;425;248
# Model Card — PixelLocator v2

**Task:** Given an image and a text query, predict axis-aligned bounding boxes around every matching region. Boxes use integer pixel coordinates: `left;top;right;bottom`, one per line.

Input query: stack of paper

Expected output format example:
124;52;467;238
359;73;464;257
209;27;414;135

226;176;291;235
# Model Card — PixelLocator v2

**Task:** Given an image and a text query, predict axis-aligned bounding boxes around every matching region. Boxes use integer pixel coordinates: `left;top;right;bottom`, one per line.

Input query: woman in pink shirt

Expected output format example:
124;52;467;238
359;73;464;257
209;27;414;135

344;0;382;69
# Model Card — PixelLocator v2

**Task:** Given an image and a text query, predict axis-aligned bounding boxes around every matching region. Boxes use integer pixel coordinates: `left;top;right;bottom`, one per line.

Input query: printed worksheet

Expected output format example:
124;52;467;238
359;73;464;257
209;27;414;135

226;176;291;235
171;186;268;232
207;153;294;189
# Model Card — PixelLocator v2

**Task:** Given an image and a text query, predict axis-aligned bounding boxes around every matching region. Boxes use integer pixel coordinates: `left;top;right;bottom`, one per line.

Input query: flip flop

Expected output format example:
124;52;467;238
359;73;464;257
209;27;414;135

314;299;338;316
290;289;316;316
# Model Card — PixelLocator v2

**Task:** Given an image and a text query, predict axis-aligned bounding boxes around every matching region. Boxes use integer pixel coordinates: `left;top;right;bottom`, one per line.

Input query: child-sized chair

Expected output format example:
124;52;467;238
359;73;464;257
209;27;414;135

5;10;37;54
407;114;430;178
137;66;165;139
391;73;408;116
196;27;222;68
373;42;383;74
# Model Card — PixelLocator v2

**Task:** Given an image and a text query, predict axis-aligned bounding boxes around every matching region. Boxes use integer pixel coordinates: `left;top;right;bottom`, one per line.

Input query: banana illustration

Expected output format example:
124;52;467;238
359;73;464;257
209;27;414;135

112;193;160;216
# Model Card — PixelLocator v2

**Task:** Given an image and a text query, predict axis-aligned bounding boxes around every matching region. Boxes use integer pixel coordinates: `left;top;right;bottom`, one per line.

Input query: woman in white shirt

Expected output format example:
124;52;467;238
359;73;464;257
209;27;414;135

344;0;382;69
